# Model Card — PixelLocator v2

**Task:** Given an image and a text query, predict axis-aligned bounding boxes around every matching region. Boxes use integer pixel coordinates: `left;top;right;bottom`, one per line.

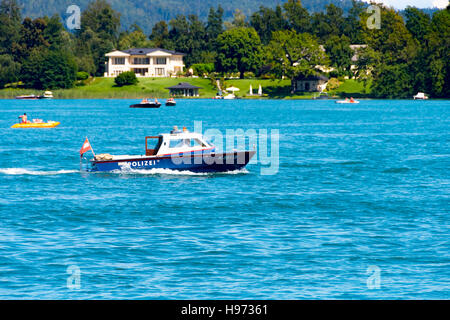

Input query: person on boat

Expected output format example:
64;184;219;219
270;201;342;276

155;98;159;104
19;113;28;123
349;97;355;103
171;126;181;134
141;98;148;104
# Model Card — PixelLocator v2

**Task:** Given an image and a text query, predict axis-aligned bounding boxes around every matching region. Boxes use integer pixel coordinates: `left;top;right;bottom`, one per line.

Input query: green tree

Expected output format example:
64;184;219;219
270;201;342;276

118;26;153;50
77;0;120;76
425;6;450;97
13;17;49;62
224;9;248;30
206;6;224;51
361;6;418;65
166;14;208;66
311;4;345;41
150;21;170;48
404;6;431;42
250;5;287;45
0;54;20;88
371;64;414;98
283;0;310;33
43;14;65;50
114;71;138;86
21;49;77;89
216;27;262;78
80;0;120;42
266;30;328;80
191;63;215;76
343;0;365;43
324;35;353;74
0;0;21;55
358;5;420;97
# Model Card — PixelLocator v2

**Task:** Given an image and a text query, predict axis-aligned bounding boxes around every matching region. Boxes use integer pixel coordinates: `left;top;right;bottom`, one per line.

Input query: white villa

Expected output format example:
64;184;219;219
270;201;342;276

104;48;185;77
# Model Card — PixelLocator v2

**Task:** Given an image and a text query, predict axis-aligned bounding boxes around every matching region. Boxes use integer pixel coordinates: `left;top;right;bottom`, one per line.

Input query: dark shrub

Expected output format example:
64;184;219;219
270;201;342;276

115;71;138;86
76;72;90;81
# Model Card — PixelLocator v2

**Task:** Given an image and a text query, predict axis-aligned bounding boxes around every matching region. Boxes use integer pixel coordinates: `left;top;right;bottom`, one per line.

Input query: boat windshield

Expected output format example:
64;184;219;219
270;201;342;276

146;136;163;156
169;138;208;149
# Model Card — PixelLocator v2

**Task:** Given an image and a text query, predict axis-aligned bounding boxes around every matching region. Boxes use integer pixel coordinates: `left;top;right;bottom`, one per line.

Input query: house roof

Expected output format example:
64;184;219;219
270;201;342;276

166;82;203;90
121;48;185;56
295;74;329;81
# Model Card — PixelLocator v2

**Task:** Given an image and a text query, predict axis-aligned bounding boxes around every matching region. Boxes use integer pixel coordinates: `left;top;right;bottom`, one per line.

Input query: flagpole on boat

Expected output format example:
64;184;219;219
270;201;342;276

88;137;96;157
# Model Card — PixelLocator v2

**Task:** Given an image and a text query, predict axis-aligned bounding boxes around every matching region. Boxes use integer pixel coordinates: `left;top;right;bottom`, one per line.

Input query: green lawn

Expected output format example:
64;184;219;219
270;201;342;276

0;77;217;99
330;79;371;98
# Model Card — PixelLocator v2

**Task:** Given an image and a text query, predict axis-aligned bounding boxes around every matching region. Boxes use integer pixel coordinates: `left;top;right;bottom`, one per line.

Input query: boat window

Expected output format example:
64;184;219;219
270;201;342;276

191;139;205;147
169;139;187;148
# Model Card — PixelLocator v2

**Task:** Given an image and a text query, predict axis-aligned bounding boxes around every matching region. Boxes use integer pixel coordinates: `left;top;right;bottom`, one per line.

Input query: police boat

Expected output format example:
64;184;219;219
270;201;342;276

82;127;256;173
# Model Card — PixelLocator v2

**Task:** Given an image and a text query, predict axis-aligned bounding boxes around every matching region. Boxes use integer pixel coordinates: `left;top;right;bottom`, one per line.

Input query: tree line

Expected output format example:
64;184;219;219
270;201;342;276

0;0;448;98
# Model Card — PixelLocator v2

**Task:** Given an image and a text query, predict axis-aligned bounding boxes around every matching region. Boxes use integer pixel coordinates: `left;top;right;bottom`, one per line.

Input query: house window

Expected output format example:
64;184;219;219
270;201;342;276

132;57;150;65
155;57;167;65
156;68;165;76
112;58;125;65
133;68;148;76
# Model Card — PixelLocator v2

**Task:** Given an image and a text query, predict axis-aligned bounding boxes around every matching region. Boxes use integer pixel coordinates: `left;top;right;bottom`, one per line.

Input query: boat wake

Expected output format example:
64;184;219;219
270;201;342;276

0;168;78;176
104;168;249;176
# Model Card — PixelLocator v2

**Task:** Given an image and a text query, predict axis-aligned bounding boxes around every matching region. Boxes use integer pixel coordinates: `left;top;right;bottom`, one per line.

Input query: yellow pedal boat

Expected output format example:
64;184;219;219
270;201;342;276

11;121;60;128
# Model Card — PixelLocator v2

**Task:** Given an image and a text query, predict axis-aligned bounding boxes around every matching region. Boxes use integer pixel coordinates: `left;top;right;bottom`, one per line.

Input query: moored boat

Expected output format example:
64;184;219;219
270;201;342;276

39;91;54;99
81;127;255;173
15;94;38;100
413;92;428;100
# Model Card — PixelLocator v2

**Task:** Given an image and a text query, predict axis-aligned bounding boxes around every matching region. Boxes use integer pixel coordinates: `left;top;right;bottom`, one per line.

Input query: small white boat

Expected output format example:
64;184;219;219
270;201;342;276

223;93;236;100
40;91;53;99
336;98;359;104
413;92;428;100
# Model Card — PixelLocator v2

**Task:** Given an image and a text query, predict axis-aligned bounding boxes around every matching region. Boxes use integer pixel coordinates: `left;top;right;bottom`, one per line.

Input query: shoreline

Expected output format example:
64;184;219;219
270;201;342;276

0;77;371;100
1;97;447;101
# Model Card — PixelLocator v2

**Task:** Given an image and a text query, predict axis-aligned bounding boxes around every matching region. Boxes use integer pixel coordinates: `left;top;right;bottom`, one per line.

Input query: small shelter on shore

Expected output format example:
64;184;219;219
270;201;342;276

166;82;202;97
292;74;329;92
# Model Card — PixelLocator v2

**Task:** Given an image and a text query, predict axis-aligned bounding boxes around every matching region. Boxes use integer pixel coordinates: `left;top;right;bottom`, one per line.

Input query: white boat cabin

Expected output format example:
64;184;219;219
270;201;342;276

146;128;214;156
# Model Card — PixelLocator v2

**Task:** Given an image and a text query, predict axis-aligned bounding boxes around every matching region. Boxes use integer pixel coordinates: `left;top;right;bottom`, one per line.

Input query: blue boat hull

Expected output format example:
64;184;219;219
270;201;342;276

89;151;256;173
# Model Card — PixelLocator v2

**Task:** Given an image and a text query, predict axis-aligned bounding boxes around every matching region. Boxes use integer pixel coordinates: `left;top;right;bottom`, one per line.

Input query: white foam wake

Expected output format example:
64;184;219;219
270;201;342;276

0;168;78;176
105;168;249;176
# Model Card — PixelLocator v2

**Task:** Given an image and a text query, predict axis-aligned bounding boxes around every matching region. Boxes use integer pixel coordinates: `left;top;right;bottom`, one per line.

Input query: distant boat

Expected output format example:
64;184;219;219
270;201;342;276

166;98;176;106
15;94;38;100
336;98;359;104
223;93;236;100
130;99;161;108
225;86;239;99
16;91;54;100
258;84;263;96
413;92;428;100
39;91;53;99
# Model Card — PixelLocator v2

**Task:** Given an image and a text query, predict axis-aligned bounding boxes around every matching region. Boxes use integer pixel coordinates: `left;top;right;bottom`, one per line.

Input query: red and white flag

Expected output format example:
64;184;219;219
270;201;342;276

79;138;93;156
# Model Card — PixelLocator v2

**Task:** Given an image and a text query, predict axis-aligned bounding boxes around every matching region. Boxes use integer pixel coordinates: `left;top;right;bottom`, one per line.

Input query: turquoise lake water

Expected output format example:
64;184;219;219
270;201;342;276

0;98;449;299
